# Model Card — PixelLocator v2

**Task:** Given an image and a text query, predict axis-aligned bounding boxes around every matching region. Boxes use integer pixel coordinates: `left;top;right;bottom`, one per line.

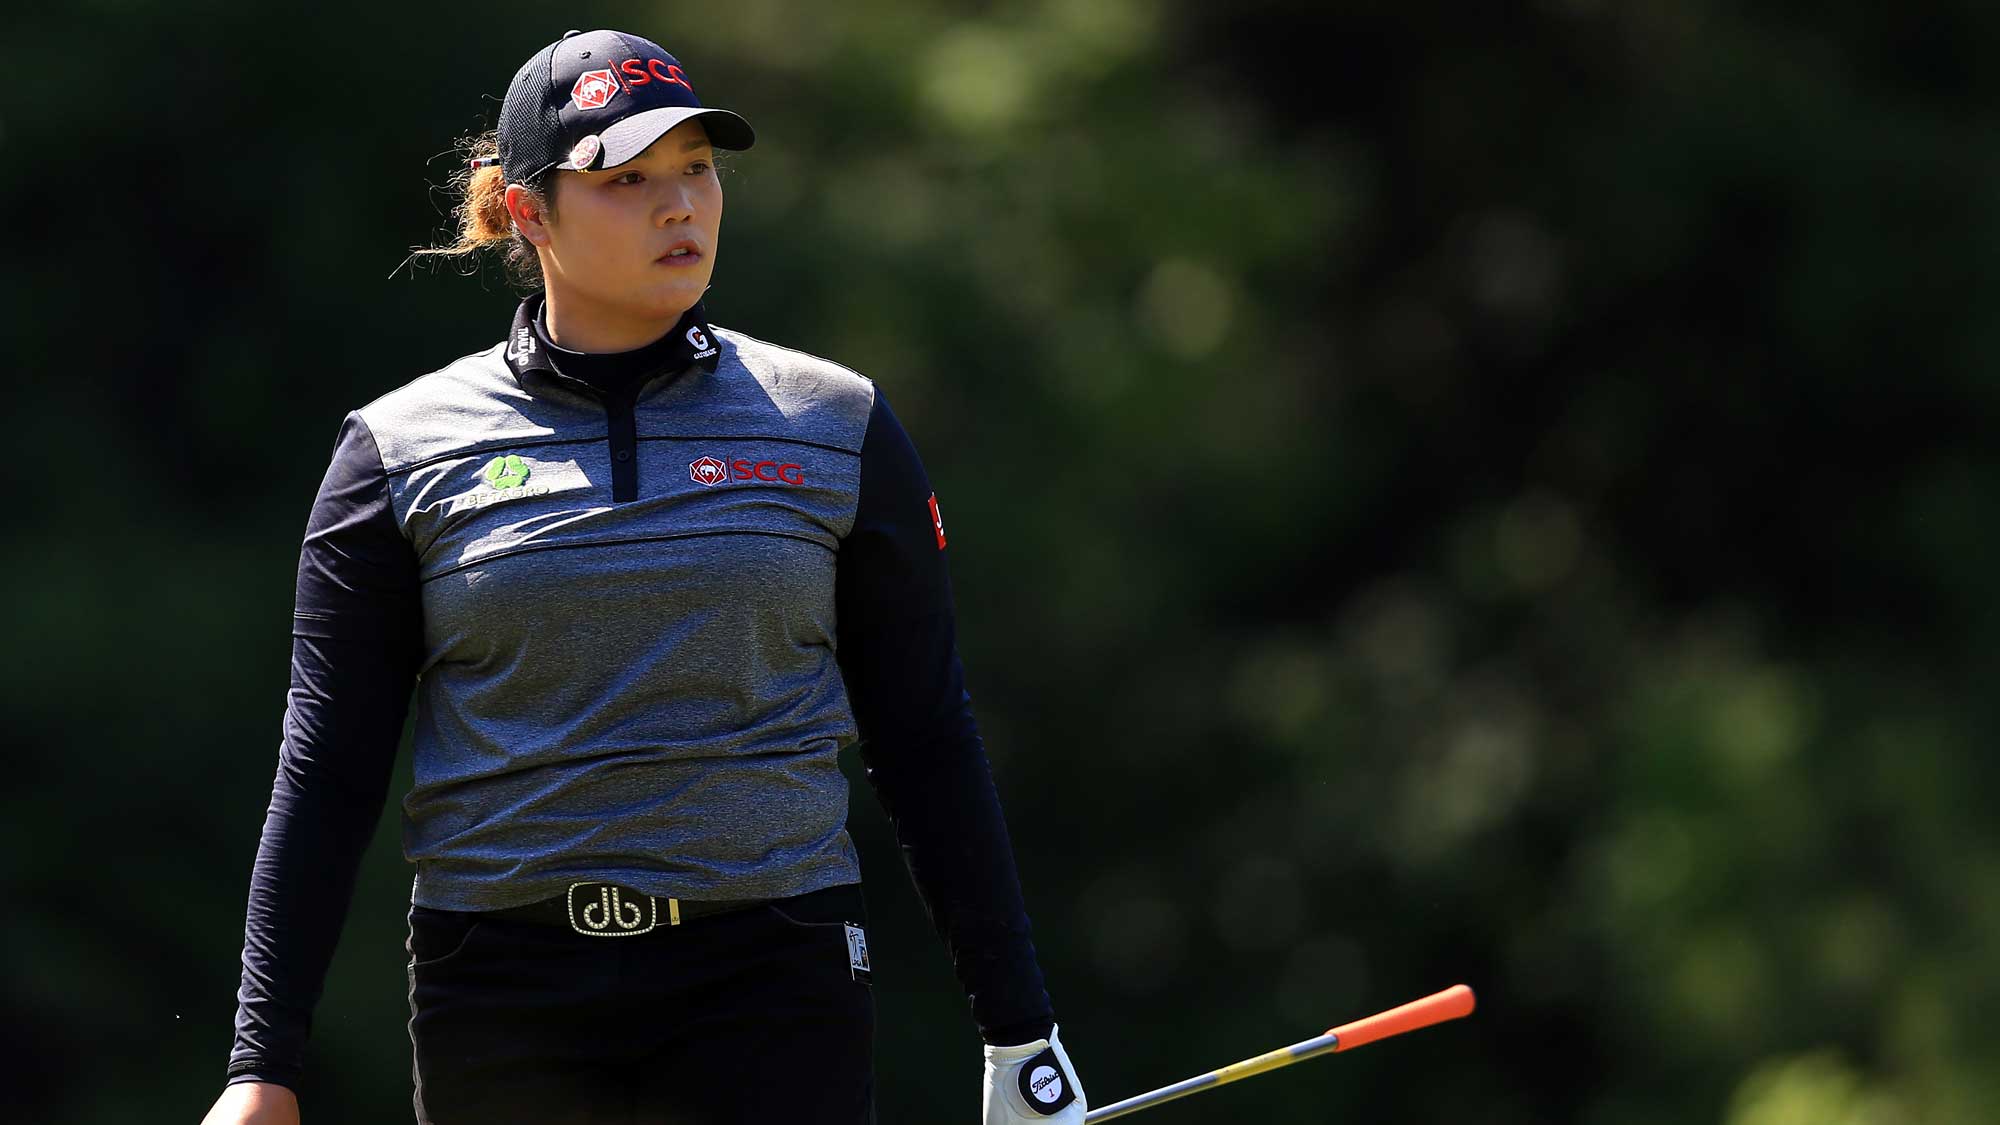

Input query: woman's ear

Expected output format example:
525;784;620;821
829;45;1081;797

504;182;553;247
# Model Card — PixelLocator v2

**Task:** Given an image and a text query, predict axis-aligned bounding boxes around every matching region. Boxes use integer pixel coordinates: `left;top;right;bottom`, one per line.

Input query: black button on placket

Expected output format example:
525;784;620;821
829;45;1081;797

606;386;641;501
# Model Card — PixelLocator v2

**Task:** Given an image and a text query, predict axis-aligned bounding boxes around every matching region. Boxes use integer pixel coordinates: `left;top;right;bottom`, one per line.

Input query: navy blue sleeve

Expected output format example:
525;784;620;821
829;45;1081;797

835;391;1056;1047
226;412;422;1089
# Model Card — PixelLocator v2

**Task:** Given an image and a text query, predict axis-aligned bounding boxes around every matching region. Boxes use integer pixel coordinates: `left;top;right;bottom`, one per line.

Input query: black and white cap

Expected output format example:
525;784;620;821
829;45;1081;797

496;29;755;183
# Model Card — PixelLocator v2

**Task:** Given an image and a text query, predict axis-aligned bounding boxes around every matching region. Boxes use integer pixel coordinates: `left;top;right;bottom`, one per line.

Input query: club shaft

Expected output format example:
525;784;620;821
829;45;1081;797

1080;985;1477;1122
1084;1033;1341;1123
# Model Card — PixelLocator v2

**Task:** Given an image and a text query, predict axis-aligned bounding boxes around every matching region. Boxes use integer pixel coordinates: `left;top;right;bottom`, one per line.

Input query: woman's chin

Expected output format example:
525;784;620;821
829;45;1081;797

637;274;713;317
592;282;705;325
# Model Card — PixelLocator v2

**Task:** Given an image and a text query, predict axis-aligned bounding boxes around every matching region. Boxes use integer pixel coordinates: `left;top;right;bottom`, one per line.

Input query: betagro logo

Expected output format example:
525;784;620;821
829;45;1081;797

483;454;531;489
455;454;548;512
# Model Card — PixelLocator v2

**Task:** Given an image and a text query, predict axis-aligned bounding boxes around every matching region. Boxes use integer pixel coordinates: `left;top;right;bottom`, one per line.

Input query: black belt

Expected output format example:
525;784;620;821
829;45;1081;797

487;881;769;937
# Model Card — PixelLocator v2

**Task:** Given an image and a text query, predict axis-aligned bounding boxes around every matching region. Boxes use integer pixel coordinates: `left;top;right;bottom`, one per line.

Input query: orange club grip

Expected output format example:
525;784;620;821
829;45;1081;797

1328;984;1477;1052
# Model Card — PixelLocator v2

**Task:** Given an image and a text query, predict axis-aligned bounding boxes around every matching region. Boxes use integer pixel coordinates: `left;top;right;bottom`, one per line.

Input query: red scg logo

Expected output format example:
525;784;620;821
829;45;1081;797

690;454;805;487
571;69;619;111
618;57;694;93
733;459;804;485
689;456;727;486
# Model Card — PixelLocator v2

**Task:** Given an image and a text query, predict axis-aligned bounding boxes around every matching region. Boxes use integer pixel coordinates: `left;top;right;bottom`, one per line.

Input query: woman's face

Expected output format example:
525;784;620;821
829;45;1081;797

511;119;722;330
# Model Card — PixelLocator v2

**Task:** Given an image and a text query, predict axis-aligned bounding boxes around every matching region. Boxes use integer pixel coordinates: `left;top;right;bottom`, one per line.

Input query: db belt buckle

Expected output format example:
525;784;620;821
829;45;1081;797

484;881;768;935
567;881;671;936
515;881;769;937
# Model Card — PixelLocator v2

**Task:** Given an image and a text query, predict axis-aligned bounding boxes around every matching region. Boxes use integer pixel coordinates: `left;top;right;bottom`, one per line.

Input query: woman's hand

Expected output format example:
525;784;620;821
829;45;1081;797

983;1025;1087;1123
200;1081;300;1125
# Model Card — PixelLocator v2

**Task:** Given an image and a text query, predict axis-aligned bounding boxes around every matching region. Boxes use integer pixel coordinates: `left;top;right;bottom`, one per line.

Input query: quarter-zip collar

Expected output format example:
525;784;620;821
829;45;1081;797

499;292;722;504
501;291;722;396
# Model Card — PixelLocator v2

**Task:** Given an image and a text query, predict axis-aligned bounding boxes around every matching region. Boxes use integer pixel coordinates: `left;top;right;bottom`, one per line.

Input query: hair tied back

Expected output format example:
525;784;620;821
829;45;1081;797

408;126;547;289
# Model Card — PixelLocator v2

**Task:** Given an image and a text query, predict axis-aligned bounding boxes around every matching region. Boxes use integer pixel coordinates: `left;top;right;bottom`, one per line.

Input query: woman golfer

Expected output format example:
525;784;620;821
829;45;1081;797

202;27;1086;1125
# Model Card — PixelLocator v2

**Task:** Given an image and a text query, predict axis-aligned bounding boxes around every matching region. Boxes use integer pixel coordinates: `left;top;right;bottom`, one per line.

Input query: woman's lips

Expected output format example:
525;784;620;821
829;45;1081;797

657;245;703;267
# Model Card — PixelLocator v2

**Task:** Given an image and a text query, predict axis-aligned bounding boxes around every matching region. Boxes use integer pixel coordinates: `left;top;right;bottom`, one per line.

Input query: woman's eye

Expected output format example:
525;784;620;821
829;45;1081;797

615;172;644;184
688;161;711;174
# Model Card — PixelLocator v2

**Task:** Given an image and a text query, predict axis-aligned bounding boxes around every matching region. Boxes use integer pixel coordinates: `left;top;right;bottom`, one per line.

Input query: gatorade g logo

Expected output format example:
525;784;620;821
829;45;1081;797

483;454;531;489
686;324;716;358
570;68;619;111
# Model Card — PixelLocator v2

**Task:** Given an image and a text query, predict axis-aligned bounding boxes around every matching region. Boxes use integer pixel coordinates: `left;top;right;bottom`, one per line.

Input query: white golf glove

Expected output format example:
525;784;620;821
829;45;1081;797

983;1023;1087;1123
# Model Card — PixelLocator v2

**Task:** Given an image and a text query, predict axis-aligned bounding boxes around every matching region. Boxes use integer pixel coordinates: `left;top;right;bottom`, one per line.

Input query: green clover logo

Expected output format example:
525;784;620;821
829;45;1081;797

482;454;531;490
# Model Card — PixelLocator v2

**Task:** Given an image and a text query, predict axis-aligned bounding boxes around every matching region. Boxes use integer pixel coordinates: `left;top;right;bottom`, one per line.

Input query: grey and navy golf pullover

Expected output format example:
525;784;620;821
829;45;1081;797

227;294;1054;1088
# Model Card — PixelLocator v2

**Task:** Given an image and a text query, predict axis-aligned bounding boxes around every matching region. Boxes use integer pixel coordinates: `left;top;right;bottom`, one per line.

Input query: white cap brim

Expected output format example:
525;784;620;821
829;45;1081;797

558;106;756;171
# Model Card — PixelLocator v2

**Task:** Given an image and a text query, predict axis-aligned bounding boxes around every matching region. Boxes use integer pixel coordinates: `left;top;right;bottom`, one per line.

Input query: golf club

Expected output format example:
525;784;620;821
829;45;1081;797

1084;984;1477;1122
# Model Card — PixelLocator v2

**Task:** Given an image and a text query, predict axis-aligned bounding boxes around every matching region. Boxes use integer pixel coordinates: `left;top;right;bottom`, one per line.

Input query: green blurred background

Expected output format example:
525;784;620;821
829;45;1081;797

6;1;1997;1121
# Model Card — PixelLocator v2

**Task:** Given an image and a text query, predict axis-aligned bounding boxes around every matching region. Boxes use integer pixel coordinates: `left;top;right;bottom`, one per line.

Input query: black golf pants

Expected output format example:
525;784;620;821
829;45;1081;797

406;882;875;1125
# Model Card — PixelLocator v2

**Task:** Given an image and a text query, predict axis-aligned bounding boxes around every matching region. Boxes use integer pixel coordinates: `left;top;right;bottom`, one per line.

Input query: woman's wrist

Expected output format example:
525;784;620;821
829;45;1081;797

223;1075;299;1097
984;1017;1057;1047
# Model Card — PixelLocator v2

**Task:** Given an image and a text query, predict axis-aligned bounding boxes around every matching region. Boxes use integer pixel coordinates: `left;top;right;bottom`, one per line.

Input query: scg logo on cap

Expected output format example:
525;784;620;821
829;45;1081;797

619;57;693;93
570;69;619;111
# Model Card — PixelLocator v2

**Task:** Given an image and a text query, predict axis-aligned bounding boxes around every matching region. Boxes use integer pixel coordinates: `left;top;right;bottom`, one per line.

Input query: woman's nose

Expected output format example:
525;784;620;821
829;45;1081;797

656;185;696;223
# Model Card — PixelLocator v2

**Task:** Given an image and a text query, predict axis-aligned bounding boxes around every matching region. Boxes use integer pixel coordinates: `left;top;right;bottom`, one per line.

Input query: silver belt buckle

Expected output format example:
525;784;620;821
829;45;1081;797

565;882;679;936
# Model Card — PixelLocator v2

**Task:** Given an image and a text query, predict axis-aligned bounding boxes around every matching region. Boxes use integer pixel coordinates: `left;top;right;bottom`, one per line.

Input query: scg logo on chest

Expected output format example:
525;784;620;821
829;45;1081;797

689;455;805;487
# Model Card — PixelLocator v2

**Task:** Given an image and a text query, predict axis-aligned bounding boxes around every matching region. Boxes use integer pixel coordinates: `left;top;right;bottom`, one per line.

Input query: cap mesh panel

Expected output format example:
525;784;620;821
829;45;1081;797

498;42;568;186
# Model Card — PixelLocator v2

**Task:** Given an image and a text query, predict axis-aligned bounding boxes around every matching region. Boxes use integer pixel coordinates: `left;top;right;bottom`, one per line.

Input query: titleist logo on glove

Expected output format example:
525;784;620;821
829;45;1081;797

1014;1044;1078;1113
983;1025;1086;1123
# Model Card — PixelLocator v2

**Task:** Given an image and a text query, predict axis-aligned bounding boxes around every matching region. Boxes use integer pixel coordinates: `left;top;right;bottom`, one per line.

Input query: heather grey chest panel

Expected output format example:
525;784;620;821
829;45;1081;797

357;328;877;909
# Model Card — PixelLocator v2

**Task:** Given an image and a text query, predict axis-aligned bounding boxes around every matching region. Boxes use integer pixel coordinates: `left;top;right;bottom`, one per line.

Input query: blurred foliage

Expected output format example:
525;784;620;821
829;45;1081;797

4;0;1997;1122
